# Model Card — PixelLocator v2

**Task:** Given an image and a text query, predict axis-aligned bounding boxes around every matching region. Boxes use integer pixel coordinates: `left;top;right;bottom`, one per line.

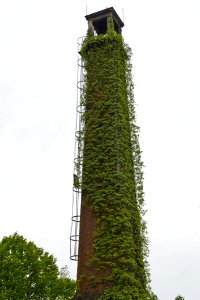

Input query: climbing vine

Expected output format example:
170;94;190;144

75;19;156;300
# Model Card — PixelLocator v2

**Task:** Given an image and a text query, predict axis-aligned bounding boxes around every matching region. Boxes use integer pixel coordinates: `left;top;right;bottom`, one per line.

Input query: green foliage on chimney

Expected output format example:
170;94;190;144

76;18;156;300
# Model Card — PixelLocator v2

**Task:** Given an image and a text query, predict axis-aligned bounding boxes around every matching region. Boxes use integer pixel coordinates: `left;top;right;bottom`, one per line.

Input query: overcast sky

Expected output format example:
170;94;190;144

1;1;200;299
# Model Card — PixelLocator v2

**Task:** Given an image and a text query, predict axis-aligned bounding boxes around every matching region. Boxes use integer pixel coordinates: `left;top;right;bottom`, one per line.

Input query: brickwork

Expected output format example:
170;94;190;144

76;192;112;297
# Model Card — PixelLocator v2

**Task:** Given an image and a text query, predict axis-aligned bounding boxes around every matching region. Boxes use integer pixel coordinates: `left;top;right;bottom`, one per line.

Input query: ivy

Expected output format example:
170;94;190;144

76;19;156;299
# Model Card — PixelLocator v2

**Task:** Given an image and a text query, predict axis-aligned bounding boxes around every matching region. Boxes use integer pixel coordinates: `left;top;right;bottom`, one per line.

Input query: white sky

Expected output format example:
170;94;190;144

0;1;200;299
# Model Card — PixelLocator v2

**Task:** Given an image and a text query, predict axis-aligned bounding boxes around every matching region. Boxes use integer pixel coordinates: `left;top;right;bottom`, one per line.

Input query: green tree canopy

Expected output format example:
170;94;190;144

0;233;76;300
175;296;185;300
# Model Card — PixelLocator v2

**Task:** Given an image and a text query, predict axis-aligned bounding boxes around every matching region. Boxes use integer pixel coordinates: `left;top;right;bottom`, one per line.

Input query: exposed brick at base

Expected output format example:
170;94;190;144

76;192;112;296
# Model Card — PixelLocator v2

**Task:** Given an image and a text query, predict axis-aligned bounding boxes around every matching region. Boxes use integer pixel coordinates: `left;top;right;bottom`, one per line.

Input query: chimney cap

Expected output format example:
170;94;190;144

85;7;124;35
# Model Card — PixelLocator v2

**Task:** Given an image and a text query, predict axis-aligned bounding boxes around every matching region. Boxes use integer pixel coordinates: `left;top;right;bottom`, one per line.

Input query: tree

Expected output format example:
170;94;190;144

175;296;185;300
53;266;76;299
0;233;76;299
